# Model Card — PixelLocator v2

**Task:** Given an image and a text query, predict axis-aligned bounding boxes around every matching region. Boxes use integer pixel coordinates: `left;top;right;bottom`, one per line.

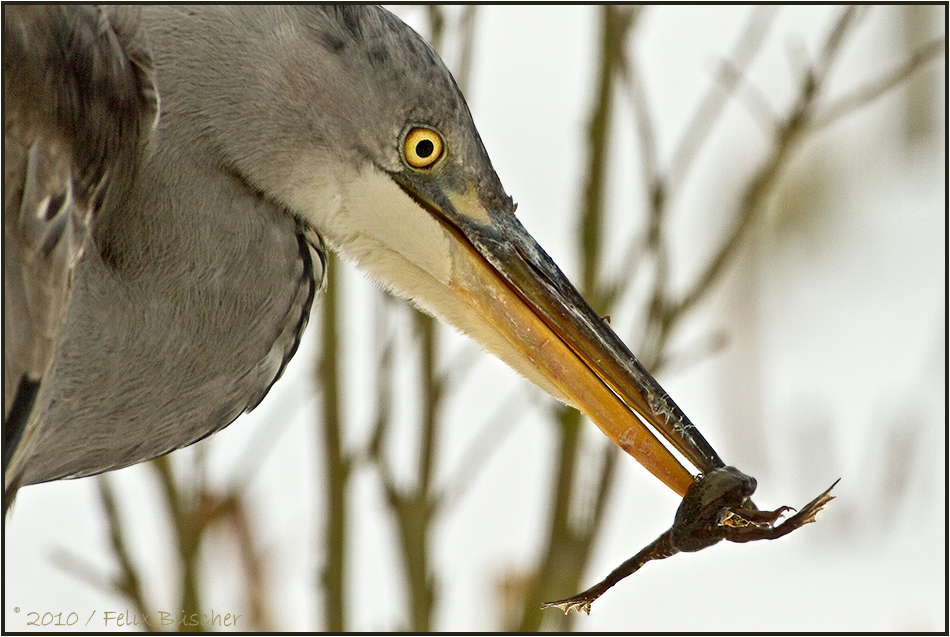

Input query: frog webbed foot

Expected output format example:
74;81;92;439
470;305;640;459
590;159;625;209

541;596;595;616
729;504;795;526
541;531;678;614
725;479;839;543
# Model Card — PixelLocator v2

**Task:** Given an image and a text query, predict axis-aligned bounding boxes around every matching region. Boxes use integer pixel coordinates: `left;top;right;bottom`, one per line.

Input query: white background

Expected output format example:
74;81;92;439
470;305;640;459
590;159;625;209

4;5;945;632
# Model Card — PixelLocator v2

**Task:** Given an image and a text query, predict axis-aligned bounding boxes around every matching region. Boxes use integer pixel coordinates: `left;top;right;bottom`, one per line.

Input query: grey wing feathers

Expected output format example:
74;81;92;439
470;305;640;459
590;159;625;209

147;218;327;456
245;222;327;412
3;6;158;481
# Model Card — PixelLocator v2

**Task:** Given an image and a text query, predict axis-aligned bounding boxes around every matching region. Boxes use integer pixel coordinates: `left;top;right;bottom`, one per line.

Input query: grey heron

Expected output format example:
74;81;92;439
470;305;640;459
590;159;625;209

3;5;726;509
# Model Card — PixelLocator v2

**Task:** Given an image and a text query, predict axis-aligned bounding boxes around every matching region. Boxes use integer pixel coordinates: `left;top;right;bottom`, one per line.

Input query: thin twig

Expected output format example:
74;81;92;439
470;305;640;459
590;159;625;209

363;295;396;467
455;6;478;94
49;548;115;597
673;6;867;321
578;5;639;300
229;389;314;496
442;388;535;511
151;456;203;633
95;475;150;618
714;57;779;137
436;343;481;400
199;493;277;632
665;6;779;194
601;54;653;310
813;6;867;85
518;7;639;631
315;251;348;632
615;6;777;362
810;37;946;133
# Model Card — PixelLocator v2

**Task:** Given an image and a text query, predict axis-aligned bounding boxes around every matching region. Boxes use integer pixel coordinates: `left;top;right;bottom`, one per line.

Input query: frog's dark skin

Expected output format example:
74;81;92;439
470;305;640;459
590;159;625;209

543;467;839;615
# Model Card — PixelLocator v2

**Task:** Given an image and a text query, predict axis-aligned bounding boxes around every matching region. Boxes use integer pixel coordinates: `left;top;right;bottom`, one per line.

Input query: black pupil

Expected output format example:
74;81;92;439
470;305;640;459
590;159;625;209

415;139;434;158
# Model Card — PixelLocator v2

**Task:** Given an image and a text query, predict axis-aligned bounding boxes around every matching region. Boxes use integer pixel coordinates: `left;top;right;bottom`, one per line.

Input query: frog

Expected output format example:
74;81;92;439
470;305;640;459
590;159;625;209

543;466;839;615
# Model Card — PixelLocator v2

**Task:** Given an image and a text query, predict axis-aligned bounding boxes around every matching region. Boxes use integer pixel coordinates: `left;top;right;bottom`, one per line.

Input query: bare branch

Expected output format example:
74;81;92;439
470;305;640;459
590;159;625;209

715;57;778;136
314;251;348;632
812;6;868;85
672;7;868;320
518;7;639;631
810;37;946;133
611;6;778;362
90;475;149;617
442;388;535;511
455;6;478;94
665;6;779;194
151;456;203;629
228;388;311;495
49;548;116;598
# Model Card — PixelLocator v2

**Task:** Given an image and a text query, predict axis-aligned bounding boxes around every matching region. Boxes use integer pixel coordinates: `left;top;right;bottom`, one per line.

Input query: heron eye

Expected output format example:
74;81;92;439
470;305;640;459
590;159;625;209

403;127;444;168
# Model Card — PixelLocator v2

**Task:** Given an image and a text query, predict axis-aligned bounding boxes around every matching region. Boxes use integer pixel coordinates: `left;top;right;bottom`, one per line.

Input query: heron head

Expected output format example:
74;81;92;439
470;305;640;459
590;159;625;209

152;6;723;496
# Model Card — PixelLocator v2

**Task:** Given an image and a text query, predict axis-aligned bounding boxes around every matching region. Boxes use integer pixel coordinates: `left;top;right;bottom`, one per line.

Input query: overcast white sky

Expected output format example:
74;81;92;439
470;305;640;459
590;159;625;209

4;6;945;632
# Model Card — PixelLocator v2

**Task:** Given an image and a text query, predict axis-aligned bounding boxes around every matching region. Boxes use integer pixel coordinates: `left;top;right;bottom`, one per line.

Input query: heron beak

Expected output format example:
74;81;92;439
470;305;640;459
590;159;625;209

393;173;724;497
